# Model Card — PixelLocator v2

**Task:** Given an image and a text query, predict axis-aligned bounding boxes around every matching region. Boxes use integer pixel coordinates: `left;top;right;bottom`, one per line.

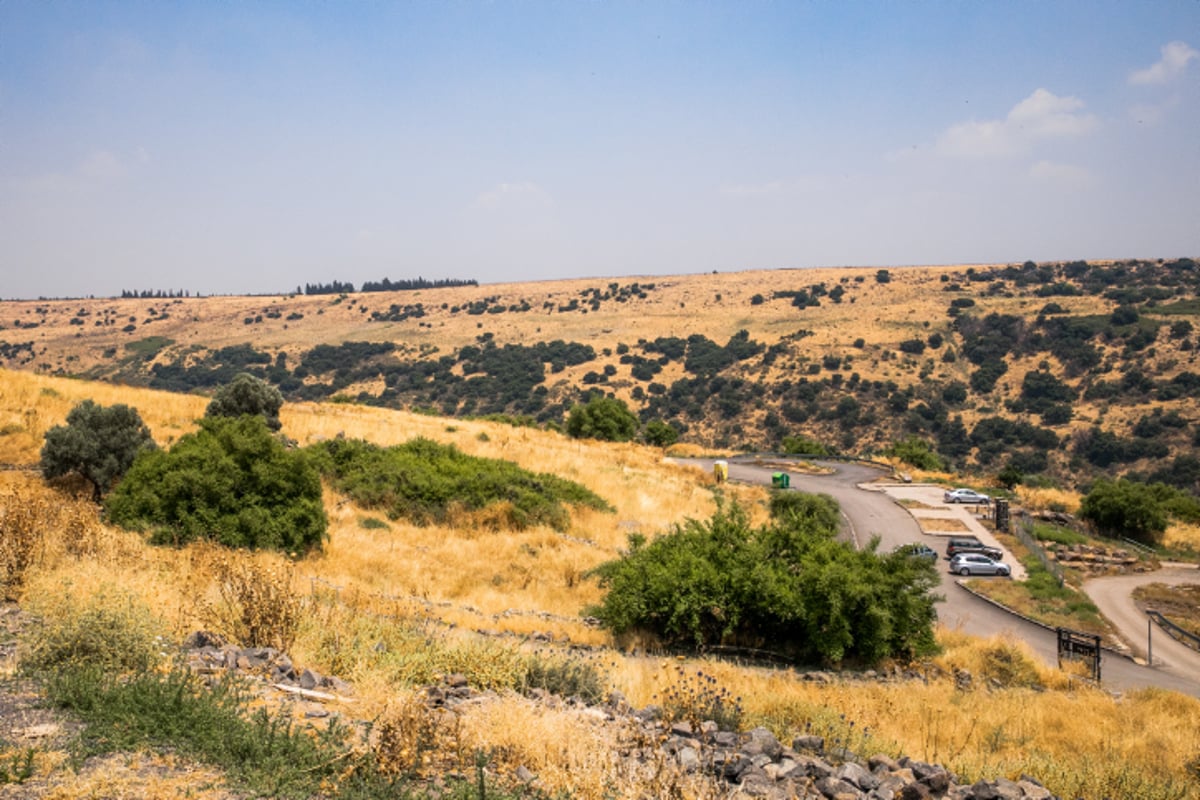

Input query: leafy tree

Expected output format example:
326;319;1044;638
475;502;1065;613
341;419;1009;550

883;436;945;471
205;373;284;431
105;416;326;553
642;419;680;448
566;396;639;442
587;499;939;665
997;463;1023;490
41;401;157;501
1078;479;1167;545
941;381;968;406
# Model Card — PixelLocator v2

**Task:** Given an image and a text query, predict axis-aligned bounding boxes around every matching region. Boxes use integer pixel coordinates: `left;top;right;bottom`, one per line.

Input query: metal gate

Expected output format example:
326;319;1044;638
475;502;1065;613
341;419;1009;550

1057;627;1102;681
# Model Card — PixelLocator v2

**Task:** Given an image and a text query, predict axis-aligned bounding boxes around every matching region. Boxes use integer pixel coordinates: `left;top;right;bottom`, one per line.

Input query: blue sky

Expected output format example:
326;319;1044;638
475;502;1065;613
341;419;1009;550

1;1;1197;299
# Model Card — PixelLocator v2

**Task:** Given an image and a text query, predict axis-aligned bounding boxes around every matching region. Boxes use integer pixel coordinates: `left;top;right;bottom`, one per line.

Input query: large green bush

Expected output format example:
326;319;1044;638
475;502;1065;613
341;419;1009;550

307;436;611;531
105;416;327;552
1078;479;1167;545
566;396;639;442
587;496;939;665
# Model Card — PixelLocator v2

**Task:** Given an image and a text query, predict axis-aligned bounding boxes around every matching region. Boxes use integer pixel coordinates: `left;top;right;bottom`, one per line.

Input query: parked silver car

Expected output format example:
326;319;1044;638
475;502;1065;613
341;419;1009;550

895;542;939;561
944;487;991;504
949;553;1011;577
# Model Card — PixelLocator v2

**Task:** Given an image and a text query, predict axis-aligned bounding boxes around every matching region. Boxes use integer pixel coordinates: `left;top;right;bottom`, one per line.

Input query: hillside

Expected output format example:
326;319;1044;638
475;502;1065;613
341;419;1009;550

4;258;1200;488
3;369;1200;798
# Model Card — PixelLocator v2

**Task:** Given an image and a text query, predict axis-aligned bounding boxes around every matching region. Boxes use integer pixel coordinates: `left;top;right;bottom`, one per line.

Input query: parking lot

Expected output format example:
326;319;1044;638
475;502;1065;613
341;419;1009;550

875;484;1028;580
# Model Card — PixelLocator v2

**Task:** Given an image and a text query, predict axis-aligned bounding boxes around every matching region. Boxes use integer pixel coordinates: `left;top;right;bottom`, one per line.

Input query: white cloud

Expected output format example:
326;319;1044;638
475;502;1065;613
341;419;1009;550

1129;41;1198;85
936;88;1098;158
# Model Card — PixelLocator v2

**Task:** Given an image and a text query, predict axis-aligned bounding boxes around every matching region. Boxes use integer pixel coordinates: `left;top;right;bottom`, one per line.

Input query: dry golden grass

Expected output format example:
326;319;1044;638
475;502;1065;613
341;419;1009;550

1165;521;1200;552
1015;485;1082;514
37;753;232;800
6;370;1200;798
915;516;970;533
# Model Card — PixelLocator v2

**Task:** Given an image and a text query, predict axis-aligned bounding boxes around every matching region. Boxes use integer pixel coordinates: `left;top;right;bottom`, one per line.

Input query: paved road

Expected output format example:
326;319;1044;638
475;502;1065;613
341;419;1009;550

681;456;1200;697
1085;566;1200;680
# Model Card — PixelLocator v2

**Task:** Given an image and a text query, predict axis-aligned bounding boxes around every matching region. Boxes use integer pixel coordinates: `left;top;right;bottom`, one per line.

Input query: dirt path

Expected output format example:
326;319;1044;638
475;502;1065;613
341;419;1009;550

1084;565;1200;676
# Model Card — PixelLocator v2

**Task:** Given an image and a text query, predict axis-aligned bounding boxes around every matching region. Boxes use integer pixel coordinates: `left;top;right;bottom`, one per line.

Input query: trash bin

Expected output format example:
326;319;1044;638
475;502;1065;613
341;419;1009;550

771;472;790;489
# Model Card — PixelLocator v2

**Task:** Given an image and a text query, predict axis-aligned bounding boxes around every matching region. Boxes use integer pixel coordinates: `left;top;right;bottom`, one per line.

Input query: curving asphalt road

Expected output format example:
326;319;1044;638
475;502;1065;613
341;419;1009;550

679;455;1200;697
1085;566;1200;675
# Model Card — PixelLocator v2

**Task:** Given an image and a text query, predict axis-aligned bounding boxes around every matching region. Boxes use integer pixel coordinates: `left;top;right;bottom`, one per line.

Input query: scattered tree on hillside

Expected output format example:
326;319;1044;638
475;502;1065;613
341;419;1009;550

642;419;680;448
566;396;639;442
205;373;285;431
41;400;157;501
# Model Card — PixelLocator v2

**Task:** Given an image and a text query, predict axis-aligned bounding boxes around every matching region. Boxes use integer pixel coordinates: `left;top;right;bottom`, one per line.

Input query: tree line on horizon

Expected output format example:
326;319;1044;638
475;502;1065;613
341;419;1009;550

301;277;479;295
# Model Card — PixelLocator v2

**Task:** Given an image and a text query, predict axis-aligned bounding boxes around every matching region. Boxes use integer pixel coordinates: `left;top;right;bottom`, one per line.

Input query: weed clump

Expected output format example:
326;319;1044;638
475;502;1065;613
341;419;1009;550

22;585;161;675
657;664;743;732
199;551;300;652
520;651;608;704
0;488;101;601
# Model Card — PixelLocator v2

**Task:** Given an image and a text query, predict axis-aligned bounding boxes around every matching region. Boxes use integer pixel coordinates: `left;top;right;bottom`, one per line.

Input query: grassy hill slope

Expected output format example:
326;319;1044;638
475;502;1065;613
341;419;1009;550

4;258;1199;489
2;369;1200;798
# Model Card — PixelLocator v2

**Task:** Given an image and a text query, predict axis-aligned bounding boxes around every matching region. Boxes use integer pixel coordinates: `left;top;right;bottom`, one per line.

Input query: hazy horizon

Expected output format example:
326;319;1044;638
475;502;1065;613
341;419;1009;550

2;2;1198;300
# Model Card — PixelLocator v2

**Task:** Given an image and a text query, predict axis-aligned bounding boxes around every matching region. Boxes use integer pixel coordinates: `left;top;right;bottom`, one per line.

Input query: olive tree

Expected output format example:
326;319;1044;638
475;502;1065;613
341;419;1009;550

41;400;156;501
205;373;284;431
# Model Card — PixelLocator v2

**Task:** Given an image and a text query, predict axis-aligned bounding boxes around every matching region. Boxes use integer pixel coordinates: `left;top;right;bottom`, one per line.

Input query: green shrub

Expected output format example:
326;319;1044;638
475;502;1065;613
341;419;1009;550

587;500;939;665
1079;479;1167;545
22;586;161;675
882;436;946;471
521;651;607;704
43;665;398;799
642;419;680;447
780;434;830;456
105;415;327;553
308;436;610;532
1032;523;1088;546
566;396;639;442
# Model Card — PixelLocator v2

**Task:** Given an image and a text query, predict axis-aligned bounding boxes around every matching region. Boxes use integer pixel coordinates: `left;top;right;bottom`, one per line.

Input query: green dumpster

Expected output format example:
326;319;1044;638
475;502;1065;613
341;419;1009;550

771;472;790;489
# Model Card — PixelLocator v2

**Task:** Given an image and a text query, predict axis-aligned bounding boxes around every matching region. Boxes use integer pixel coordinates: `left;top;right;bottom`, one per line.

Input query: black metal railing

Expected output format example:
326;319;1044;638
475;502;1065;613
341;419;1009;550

1146;609;1200;652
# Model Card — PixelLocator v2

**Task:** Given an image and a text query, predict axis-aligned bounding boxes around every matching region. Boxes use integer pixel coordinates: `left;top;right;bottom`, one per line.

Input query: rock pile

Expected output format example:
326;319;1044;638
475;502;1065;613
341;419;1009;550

1046;543;1151;575
183;630;353;698
181;633;1060;799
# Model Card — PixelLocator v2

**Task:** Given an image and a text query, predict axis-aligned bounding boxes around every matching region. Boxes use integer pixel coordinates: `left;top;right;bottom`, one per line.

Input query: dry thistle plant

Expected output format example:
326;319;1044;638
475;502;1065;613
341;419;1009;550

656;663;744;733
199;551;300;651
370;690;463;779
0;487;102;601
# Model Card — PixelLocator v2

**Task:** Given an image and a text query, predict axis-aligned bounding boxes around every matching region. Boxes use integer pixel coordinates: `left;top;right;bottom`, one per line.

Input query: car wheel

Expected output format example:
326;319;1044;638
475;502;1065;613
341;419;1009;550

959;567;970;576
